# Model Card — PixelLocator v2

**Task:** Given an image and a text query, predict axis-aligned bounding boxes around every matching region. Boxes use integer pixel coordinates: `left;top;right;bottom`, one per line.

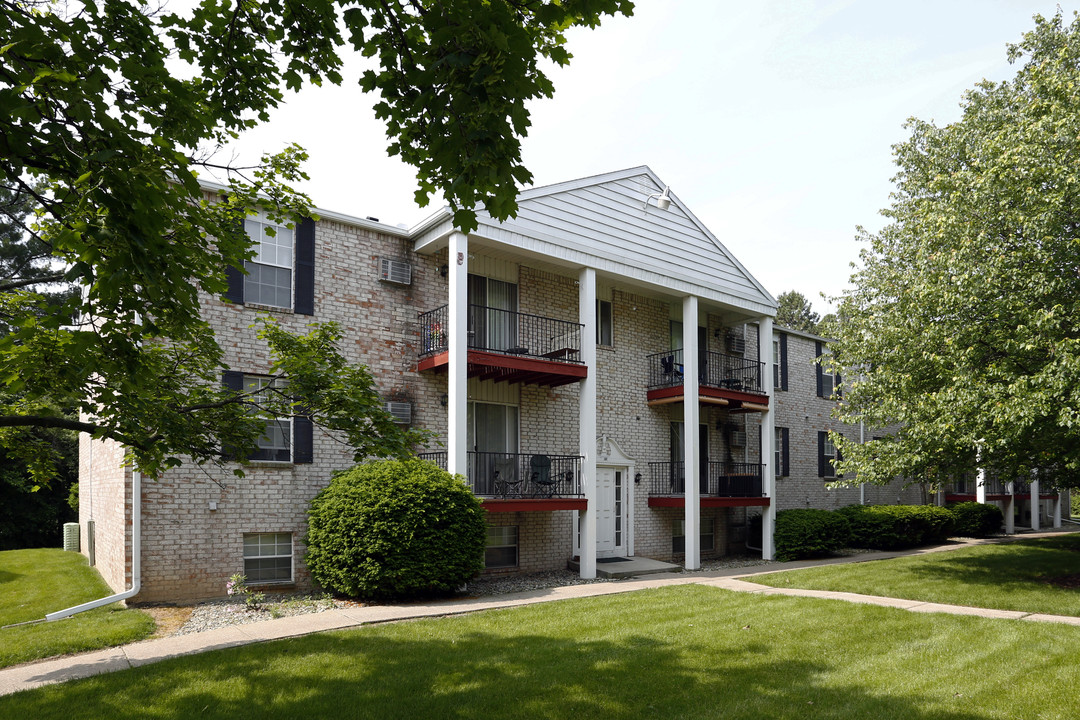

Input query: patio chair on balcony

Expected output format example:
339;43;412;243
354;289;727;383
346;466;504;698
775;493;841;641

660;354;683;383
493;457;522;498
530;454;557;498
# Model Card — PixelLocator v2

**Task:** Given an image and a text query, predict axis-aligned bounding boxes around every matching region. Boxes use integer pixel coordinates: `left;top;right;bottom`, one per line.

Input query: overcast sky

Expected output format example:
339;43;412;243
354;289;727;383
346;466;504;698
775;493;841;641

210;0;1073;313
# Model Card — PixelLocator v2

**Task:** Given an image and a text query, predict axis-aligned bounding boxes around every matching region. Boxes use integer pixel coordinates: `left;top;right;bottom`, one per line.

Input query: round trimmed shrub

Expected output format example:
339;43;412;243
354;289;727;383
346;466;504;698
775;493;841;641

774;509;851;561
948;501;1003;537
305;459;486;600
836;504;955;550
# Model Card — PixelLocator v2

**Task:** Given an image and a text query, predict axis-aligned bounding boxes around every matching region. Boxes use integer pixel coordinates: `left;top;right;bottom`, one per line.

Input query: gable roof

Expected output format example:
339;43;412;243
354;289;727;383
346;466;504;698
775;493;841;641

414;166;776;317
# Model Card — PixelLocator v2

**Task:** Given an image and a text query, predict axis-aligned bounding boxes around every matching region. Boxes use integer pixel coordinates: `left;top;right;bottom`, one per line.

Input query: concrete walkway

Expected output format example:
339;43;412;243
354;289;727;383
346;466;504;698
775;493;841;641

3;529;1078;697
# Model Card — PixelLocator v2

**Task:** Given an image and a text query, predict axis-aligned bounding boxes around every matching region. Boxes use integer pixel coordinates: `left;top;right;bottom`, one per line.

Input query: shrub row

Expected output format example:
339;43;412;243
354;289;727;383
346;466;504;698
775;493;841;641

775;502;1003;561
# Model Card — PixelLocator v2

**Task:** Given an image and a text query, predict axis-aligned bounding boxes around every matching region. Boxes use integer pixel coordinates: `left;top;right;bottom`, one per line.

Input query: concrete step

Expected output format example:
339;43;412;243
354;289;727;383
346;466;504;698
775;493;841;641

567;556;683;579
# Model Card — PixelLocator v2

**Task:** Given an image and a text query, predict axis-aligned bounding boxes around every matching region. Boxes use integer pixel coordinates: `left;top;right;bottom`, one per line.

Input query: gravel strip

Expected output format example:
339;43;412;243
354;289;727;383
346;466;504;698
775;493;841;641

173;556;779;636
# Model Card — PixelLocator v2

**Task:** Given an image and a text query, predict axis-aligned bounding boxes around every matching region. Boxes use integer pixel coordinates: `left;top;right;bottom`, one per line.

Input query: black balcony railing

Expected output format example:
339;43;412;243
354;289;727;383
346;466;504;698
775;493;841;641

646;349;765;394
418;451;583;499
648;461;765;498
418;305;584;363
948;475;1055;496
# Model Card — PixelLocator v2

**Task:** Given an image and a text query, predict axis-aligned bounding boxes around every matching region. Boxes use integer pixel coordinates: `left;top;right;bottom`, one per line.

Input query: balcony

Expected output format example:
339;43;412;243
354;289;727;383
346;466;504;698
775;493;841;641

417;305;587;387
945;476;1059;502
645;349;768;411
647;461;769;507
418;451;587;512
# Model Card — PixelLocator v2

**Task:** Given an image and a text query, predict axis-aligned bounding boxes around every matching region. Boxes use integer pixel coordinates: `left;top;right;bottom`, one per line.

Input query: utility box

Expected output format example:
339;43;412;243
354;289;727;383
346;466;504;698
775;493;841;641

63;522;80;552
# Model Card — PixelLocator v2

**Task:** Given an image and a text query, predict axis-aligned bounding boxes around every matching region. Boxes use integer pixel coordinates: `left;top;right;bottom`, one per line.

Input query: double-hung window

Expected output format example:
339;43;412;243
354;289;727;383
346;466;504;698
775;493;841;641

243;532;293;583
815;341;840;398
246;375;291;462
244;215;293;308
818;430;842;478
673;517;715;553
775;427;790;477
596;299;613;346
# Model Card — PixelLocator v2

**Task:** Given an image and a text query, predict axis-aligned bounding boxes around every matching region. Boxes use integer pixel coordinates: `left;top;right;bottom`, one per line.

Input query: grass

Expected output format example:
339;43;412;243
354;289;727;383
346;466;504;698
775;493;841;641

0;548;155;668
1;584;1078;719
753;534;1080;616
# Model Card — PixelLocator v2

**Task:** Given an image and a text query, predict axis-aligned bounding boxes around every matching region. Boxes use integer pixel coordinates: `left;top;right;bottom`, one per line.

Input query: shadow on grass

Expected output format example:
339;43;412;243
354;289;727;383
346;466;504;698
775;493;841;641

4;627;993;720
901;535;1080;591
0;570;19;585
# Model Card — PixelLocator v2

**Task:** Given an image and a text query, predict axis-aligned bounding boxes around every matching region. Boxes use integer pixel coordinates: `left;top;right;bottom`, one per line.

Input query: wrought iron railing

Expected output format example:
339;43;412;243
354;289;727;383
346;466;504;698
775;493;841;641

417;304;583;363
946;475;1058;496
648;461;765;498
646;349;765;394
418;451;583;499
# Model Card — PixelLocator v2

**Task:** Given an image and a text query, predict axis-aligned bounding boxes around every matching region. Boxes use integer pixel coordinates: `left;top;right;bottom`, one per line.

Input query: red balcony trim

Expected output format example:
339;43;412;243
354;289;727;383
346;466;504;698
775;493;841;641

417;350;587;387
482;498;588;512
646;384;769;408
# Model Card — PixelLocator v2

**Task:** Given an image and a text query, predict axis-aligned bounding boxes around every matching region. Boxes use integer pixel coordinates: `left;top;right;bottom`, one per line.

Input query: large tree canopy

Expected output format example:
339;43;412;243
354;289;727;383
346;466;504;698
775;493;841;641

0;0;633;480
829;12;1080;490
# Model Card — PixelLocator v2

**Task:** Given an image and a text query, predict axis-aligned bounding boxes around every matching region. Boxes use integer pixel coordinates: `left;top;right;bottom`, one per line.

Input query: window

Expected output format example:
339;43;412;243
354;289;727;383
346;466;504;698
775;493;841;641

596;299;613;346
243;532;293;583
221;371;314;464
224;214;315;315
815;341;840;398
245;375;292;462
774;333;788;390
485;526;518;568
468;274;519;351
467;401;519;493
775;427;790;477
244;214;294;308
818;430;842;478
673;517;715;553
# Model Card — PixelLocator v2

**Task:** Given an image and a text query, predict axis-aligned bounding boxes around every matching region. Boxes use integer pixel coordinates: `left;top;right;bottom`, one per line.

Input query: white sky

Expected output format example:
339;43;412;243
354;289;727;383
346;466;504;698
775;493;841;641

209;0;1073;313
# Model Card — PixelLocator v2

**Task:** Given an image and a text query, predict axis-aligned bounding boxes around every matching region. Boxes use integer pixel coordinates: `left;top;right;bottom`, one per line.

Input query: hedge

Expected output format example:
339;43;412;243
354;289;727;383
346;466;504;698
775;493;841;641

305;459;487;600
948;501;1003;537
774;509;851;561
835;504;955;550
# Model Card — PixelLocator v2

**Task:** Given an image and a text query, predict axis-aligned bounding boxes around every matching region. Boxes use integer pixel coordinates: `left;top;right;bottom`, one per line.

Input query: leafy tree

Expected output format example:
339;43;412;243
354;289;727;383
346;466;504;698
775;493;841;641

0;0;632;481
828;12;1080;490
775;290;821;333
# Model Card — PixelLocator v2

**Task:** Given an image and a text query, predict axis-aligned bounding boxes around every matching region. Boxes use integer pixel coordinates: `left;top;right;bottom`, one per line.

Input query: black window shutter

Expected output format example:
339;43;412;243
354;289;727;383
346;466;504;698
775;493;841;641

293;415;313;464
836;442;844;479
781;427;790;477
815;341;824;397
835;372;842;400
294;217;316;315
818;430;827;477
779;333;789;391
225;264;244;304
221;371;244;460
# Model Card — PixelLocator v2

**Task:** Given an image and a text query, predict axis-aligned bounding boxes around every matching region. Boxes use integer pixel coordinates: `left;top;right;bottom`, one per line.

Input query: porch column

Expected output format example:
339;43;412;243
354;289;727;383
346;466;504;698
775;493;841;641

682;295;700;571
975;467;987;505
1031;478;1041;531
447;231;468;477
758;316;776;561
1004;481;1015;535
578;267;597;579
1053;492;1062;529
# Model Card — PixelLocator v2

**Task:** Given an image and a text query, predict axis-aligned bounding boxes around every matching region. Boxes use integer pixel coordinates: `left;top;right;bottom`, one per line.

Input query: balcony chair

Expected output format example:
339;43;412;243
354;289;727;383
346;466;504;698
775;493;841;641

530;454;557;498
493;456;522;498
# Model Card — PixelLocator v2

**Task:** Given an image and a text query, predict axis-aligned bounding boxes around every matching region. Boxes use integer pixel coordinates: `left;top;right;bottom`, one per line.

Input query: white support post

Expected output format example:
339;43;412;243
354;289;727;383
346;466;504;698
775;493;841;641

1053;492;1062;529
1005;481;1015;535
976;466;987;505
447;232;468;478
758;316;776;561
578;267;598;579
1031;478;1041;531
682;296;700;571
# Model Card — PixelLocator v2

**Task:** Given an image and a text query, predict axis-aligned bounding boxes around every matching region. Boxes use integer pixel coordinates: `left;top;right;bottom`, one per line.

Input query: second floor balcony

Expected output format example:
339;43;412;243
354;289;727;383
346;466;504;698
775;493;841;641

418;450;587;511
645;349;769;411
647;461;769;507
417;305;587;387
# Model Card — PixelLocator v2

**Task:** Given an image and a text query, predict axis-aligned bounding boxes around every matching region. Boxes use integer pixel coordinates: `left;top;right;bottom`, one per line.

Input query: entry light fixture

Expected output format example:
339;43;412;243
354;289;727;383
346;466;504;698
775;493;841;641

644;185;672;212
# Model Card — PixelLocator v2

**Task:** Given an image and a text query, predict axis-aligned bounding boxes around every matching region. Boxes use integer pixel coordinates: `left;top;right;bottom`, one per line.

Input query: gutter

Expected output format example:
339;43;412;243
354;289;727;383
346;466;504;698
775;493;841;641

46;470;141;621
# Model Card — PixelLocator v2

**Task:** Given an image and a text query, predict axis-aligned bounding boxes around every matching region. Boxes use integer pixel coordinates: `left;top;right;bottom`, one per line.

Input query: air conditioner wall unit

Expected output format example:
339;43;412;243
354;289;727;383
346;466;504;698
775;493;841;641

725;330;746;354
384;401;412;424
730;430;747;447
380;257;412;285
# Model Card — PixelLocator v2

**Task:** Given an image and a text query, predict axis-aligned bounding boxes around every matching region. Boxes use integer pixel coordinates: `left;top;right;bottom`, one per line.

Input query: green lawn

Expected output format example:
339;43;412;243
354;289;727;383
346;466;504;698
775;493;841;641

1;584;1079;719
753;534;1080;616
0;548;155;668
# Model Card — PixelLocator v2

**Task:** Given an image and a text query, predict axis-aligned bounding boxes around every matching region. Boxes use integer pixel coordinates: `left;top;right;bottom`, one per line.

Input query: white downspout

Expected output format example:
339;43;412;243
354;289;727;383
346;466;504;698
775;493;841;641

47;469;141;621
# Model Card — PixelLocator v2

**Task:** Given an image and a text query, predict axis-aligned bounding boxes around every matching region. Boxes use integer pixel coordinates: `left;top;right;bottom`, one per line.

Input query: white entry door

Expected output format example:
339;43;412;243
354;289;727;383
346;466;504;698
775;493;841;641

596;467;626;558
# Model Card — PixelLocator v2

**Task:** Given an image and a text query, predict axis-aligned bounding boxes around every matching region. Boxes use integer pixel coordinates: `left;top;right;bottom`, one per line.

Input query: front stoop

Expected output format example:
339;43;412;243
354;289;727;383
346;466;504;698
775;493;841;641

567;556;683;579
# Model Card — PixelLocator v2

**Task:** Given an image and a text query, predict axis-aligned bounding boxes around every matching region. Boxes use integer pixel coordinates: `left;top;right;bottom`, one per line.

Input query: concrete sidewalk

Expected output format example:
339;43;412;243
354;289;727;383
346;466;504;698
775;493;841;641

3;529;1077;697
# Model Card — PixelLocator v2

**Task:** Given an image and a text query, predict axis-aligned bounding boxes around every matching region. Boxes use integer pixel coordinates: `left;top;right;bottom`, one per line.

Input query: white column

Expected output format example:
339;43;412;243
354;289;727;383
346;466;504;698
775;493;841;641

976;467;987;505
758;316;776;561
447;231;468;477
1053;492;1062;529
578;267;597;579
1031;478;1041;531
682;296;700;571
1004;481;1015;535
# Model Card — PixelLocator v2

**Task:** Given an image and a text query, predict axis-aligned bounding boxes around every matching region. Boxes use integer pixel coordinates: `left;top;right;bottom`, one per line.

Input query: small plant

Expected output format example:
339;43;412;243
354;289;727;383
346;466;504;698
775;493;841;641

226;573;266;610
